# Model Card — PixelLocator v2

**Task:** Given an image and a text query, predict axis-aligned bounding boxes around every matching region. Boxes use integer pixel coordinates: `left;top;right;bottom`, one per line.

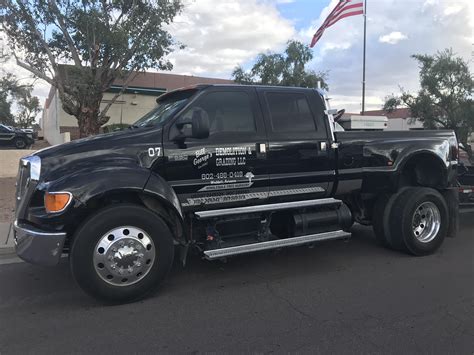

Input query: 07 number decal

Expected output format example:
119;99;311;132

147;147;161;157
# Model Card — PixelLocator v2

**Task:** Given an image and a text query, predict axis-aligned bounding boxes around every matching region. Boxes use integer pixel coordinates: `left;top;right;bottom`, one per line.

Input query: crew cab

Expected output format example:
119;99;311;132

13;85;459;303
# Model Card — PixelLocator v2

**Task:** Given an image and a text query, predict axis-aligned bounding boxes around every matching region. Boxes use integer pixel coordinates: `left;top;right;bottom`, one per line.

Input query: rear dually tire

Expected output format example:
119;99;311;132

388;187;448;256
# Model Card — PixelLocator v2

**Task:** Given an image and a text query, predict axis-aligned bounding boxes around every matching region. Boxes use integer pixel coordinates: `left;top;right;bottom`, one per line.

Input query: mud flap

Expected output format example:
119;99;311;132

442;188;459;238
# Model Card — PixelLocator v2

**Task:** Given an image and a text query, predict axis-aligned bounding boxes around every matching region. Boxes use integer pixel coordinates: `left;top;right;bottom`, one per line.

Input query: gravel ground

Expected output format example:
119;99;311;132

31;139;50;150
0;178;16;223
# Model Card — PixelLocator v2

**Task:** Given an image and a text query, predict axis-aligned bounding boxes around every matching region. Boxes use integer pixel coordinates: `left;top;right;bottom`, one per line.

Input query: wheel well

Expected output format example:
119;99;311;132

399;153;447;189
66;190;184;248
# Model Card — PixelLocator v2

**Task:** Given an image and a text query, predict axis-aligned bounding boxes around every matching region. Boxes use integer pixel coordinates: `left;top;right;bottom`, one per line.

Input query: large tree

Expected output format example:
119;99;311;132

14;84;41;128
232;40;328;89
0;0;182;136
384;49;473;157
0;72;40;127
0;76;15;126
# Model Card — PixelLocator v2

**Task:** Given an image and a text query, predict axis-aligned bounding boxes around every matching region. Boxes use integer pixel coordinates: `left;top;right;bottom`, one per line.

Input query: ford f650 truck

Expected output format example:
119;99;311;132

14;85;459;303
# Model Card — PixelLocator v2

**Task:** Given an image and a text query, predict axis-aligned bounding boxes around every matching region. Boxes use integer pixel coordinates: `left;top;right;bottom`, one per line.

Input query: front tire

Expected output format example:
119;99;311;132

70;204;174;303
388;187;448;256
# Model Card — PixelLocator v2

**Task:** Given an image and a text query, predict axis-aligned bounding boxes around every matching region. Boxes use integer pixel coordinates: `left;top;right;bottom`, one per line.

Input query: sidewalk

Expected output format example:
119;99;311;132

0;222;15;257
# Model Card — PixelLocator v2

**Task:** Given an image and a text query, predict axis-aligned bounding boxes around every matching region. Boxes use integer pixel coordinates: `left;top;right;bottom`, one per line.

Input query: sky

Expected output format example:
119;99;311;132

3;0;473;114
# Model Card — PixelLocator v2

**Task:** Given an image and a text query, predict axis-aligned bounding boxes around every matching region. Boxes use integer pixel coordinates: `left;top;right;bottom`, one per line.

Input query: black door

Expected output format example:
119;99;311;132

257;88;335;202
161;87;268;211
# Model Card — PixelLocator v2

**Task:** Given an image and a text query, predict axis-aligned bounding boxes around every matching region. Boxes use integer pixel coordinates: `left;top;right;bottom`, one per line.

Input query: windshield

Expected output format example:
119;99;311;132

132;89;198;127
0;124;13;132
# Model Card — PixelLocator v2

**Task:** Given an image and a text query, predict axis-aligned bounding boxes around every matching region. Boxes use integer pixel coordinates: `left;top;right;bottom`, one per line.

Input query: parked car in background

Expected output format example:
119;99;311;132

19;127;38;139
0;123;35;149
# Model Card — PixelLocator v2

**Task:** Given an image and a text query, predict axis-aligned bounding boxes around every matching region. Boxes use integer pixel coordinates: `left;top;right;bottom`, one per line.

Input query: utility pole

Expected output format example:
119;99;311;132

361;0;367;114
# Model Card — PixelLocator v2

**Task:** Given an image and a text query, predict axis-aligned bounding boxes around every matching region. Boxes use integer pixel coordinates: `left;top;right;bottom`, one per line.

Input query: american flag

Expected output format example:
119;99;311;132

310;0;364;48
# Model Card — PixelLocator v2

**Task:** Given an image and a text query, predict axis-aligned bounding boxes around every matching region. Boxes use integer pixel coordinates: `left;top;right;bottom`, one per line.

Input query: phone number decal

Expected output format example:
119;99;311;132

201;171;244;180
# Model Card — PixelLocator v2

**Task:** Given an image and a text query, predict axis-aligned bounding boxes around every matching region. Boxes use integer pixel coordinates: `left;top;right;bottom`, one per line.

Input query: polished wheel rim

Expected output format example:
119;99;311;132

411;202;441;243
93;226;156;286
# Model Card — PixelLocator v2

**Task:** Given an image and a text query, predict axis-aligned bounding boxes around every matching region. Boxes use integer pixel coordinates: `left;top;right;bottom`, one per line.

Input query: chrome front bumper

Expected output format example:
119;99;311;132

14;220;66;266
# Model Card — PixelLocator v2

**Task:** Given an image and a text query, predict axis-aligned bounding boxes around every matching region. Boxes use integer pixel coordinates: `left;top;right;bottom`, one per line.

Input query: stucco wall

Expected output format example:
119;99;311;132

41;89;63;146
59;92;159;127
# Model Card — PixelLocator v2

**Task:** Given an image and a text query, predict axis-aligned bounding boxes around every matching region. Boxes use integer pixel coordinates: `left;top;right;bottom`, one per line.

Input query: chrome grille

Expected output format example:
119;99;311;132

15;159;31;207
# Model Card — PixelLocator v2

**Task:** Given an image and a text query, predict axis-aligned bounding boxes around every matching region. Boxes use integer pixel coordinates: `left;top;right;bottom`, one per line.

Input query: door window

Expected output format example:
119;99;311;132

180;91;256;138
265;92;317;133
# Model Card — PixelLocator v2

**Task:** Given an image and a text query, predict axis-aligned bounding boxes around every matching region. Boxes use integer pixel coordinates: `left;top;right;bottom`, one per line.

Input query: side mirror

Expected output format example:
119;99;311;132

174;107;210;140
190;108;210;139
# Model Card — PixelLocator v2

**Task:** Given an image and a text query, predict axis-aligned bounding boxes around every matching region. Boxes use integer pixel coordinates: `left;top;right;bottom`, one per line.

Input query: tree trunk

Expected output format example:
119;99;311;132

77;106;102;137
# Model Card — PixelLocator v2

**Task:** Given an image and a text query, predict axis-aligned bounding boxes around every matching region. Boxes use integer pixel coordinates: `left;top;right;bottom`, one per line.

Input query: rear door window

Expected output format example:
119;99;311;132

265;92;316;133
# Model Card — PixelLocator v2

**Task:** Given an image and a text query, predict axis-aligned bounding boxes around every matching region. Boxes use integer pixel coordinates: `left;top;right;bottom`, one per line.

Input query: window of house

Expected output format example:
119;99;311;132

265;92;316;133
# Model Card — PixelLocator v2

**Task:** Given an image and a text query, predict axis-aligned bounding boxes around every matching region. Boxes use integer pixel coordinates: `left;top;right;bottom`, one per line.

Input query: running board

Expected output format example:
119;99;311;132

203;230;351;260
195;198;341;219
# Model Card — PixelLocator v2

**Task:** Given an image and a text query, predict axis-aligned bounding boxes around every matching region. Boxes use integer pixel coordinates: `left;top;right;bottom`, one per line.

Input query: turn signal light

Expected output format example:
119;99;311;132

44;192;72;213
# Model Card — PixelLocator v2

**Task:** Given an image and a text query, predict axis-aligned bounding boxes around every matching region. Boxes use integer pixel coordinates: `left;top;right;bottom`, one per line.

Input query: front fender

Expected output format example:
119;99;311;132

42;166;151;204
41;167;187;243
143;173;184;220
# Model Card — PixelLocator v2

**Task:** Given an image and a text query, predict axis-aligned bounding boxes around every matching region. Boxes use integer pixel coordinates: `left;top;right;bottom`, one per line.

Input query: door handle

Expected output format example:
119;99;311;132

257;143;266;153
256;143;267;159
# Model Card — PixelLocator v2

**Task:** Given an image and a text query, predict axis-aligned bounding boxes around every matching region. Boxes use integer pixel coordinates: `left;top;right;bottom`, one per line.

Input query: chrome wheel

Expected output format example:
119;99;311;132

93;226;156;286
411;202;441;243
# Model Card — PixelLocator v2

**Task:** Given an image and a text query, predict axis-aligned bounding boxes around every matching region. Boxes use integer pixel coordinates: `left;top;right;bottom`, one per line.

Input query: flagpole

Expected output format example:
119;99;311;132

361;0;367;114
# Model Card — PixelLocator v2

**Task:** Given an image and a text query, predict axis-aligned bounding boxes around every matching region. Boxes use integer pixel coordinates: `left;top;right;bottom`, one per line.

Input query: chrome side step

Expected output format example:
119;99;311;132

203;230;351;260
195;198;341;219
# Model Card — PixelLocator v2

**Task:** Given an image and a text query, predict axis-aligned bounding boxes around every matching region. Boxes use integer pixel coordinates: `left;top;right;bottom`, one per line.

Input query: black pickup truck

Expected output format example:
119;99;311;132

13;85;459;303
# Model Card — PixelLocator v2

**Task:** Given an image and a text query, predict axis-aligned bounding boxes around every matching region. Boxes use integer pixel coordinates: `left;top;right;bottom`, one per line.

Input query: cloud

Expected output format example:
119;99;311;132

3;0;472;116
443;4;463;16
299;0;472;113
379;31;408;44
165;0;295;78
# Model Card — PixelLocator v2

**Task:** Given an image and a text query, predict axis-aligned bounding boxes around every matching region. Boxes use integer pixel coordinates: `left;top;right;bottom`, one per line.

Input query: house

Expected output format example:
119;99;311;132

41;72;233;145
363;108;424;131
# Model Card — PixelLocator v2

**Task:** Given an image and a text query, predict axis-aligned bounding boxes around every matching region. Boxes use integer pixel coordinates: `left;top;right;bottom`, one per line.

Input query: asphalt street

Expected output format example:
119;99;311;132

0;213;473;354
